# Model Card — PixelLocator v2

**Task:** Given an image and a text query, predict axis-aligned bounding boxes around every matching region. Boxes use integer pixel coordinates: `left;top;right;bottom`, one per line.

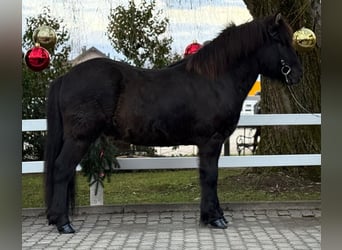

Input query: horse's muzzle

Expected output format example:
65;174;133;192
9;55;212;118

287;68;303;85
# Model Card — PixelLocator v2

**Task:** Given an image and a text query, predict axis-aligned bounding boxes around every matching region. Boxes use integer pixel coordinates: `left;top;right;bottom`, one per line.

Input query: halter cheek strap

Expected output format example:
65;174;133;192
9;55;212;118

280;59;291;83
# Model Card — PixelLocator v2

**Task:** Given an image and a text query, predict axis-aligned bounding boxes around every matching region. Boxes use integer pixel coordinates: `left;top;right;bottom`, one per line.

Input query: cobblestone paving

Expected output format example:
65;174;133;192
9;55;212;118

22;208;320;249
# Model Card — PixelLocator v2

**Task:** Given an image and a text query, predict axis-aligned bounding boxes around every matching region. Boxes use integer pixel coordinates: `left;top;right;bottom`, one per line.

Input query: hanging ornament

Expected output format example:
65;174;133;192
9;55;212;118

184;40;202;57
24;44;50;71
293;27;316;52
32;25;57;50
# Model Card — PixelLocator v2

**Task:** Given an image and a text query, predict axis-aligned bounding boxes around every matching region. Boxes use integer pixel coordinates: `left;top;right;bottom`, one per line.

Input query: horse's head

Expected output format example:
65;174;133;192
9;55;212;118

258;13;303;85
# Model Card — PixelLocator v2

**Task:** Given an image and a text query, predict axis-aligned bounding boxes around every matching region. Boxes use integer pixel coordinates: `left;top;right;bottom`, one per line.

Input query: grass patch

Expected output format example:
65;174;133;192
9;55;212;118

22;168;320;208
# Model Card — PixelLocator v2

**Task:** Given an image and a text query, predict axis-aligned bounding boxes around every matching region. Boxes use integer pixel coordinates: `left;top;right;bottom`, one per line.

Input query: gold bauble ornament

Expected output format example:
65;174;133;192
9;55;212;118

293;27;316;52
32;26;57;50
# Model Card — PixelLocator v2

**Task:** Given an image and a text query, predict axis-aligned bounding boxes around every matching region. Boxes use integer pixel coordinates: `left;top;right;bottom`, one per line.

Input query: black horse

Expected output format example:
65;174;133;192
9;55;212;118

44;13;302;233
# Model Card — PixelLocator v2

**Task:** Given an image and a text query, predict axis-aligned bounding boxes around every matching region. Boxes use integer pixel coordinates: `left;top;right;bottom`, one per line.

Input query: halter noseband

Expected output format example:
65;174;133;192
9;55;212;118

280;59;291;84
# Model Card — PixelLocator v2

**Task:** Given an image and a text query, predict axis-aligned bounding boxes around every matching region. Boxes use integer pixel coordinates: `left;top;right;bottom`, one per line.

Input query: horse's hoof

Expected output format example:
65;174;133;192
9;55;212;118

221;216;228;224
57;223;75;234
209;218;227;229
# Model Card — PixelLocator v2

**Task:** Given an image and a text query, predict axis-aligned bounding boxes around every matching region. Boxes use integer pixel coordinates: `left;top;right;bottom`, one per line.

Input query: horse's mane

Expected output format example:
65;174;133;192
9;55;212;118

185;15;293;79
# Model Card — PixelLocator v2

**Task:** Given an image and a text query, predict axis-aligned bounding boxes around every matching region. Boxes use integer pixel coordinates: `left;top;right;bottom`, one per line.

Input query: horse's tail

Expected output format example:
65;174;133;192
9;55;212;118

44;77;72;214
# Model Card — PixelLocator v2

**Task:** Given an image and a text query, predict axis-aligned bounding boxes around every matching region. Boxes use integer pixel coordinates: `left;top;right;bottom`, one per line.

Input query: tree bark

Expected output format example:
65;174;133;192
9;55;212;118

242;1;321;173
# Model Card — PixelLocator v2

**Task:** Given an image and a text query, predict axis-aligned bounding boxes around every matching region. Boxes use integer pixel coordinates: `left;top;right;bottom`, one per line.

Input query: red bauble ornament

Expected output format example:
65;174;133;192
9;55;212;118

24;45;50;71
184;41;202;57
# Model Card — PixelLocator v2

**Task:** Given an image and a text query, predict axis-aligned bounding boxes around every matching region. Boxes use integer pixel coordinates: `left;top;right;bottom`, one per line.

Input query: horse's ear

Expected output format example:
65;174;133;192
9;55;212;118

274;13;282;26
268;13;282;38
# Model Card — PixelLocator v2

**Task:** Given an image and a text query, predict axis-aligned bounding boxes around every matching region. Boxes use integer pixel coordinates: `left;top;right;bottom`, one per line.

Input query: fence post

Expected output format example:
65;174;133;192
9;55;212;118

89;177;104;206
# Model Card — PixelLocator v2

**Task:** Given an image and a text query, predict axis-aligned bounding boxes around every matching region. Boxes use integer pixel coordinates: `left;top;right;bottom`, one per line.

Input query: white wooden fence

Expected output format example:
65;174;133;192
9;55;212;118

22;114;321;174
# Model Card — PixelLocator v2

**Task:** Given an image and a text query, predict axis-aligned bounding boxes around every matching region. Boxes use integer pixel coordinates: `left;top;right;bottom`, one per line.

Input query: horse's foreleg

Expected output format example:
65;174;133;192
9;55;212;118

47;138;90;233
198;135;227;229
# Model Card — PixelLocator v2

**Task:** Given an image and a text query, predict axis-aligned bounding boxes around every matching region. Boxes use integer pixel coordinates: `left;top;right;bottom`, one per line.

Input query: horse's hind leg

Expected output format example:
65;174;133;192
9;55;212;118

47;137;91;233
198;134;227;229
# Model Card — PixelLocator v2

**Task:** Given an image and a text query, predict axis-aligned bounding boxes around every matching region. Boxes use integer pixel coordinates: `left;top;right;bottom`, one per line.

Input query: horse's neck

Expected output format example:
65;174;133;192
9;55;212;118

228;58;260;99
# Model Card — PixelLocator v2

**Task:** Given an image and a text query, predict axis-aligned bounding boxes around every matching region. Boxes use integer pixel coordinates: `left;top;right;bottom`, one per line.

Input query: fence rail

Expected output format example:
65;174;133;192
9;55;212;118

22;114;321;132
22;114;321;174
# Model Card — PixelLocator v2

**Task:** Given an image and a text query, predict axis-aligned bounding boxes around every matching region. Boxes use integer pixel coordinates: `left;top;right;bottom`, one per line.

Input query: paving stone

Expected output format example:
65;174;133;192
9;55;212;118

232;211;244;219
302;210;315;217
289;209;303;218
241;210;254;217
266;209;279;217
278;210;291;216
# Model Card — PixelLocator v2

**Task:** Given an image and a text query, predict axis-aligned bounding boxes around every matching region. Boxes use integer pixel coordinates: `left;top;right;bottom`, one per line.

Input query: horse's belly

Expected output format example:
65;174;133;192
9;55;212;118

113;86;215;146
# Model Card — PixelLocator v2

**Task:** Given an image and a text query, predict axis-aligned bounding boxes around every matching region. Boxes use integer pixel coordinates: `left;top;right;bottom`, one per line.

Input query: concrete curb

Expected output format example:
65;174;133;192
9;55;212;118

22;200;320;217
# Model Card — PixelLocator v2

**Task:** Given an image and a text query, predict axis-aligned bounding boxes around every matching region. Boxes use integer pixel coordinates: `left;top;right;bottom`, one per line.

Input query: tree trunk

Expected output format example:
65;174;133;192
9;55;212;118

243;0;321;178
